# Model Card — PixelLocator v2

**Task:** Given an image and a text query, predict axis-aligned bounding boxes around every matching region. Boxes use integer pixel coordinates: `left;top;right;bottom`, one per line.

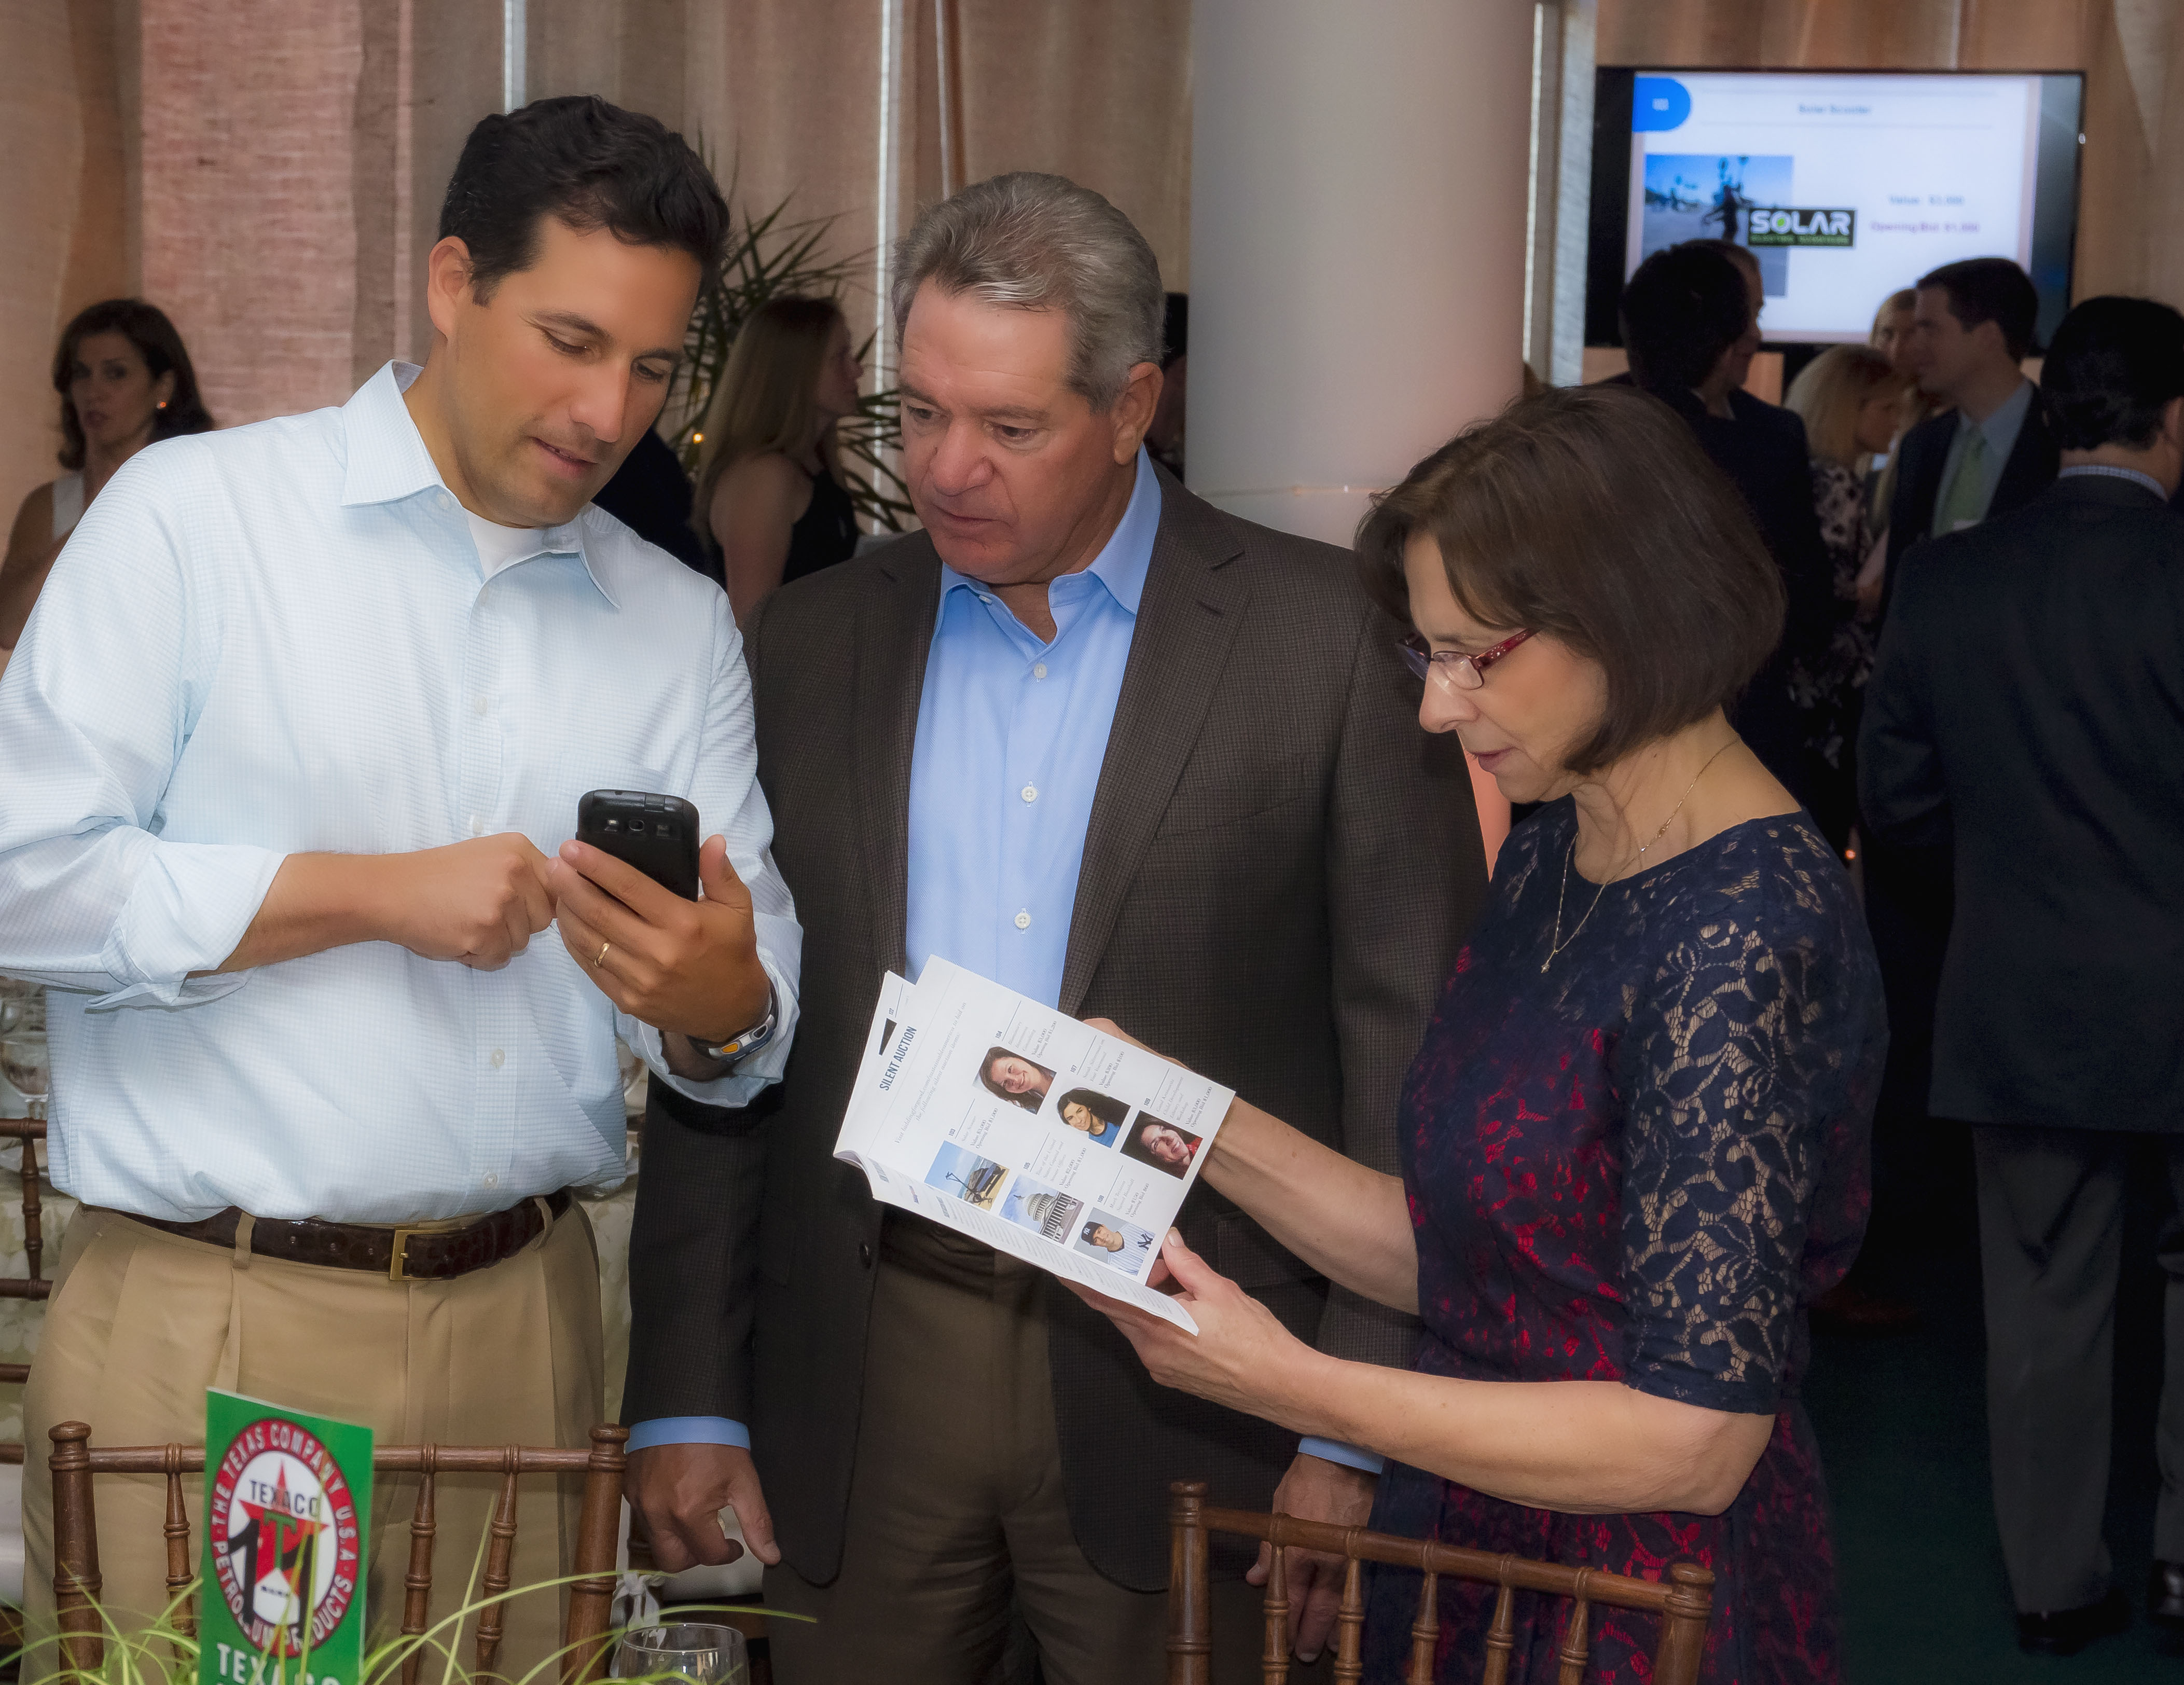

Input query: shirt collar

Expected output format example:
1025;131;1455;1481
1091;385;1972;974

2056;462;2169;500
937;448;1164;617
1962;377;2034;457
339;361;614;605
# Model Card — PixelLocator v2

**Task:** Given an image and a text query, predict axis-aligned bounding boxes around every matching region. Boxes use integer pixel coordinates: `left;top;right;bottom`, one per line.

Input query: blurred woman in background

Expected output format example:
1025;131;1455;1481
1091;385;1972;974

693;296;864;623
1;300;213;671
1785;343;1911;851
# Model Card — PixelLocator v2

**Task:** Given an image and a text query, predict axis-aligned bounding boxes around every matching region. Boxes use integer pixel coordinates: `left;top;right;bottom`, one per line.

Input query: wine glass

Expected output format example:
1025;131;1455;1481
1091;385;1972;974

1;1030;49;1122
0;979;42;1036
611;1623;749;1685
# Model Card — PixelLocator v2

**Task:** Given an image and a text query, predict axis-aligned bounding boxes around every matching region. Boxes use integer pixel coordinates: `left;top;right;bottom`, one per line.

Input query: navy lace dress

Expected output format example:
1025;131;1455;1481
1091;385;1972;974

1361;804;1884;1684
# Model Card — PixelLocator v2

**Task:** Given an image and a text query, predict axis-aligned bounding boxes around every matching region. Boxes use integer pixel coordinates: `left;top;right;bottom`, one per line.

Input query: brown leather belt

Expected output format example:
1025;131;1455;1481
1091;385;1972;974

123;1189;573;1281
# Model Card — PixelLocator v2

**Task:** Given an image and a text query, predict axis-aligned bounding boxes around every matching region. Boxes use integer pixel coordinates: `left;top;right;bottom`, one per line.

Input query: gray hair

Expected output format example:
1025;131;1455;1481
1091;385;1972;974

890;172;1164;410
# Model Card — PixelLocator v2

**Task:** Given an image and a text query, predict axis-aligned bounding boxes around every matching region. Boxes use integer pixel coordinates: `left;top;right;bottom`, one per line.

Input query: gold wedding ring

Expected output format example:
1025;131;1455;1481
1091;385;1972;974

596;941;612;969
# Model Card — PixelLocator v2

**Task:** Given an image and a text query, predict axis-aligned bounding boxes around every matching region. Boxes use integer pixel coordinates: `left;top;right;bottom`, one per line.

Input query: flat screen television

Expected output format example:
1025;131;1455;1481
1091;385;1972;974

1585;69;2084;350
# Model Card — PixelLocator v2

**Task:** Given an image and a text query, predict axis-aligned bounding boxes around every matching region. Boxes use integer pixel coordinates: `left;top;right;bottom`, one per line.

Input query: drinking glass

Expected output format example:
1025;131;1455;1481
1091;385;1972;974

611;1623;748;1685
1;1031;49;1122
0;980;42;1036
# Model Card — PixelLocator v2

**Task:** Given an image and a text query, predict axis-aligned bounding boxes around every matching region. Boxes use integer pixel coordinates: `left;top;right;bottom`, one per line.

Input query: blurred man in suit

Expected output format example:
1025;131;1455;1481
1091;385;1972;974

1880;257;2058;613
1862;295;2184;1655
1862;257;2062;1319
1618;242;1833;810
619;173;1486;1683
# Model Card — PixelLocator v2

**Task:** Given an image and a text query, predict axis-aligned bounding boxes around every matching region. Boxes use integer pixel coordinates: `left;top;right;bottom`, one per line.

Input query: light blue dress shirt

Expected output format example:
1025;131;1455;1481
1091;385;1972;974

0;362;801;1223
1931;376;2034;535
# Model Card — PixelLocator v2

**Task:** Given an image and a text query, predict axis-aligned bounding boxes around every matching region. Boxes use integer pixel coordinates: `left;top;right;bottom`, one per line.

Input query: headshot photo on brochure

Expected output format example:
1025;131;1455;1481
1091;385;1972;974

1074;1210;1158;1276
1054;1086;1128;1144
927;1141;1008;1211
978;1046;1054;1113
1119;1115;1202;1178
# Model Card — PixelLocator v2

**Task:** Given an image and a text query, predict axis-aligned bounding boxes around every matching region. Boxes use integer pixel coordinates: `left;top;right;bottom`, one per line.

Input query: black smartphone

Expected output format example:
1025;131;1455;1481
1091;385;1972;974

576;790;701;900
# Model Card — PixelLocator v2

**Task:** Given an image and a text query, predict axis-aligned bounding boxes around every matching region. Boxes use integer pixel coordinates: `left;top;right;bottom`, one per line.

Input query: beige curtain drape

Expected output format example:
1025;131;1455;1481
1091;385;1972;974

10;0;2184;533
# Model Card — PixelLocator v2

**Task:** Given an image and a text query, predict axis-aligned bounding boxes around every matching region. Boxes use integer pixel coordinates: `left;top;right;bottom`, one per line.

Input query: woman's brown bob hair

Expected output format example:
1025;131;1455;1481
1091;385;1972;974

1357;384;1784;774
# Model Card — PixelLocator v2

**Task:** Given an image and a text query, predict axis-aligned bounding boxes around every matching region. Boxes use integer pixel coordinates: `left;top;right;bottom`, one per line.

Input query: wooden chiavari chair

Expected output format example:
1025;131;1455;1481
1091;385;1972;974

1165;1481;1716;1685
45;1421;629;1683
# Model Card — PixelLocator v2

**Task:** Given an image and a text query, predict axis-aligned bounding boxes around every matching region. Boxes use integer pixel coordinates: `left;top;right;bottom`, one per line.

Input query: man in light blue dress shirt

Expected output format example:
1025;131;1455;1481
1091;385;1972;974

0;99;798;1658
623;174;1486;1683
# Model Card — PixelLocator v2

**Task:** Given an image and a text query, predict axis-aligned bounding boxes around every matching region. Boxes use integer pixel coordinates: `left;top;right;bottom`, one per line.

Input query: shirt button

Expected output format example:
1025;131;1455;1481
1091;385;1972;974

490;1048;506;1069
1033;664;1048;680
483;1172;499;1189
1014;910;1032;930
471;694;490;716
436;491;453;512
469;815;485;837
1020;785;1038;804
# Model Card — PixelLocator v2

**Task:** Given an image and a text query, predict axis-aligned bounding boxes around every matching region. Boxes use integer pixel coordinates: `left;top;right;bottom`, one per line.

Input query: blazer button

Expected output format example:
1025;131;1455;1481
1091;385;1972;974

859;1242;874;1268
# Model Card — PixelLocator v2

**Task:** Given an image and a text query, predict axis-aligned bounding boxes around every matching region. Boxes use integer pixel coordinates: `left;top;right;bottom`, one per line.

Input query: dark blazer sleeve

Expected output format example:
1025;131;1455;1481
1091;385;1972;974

1881;416;1948;620
1316;604;1487;1368
619;596;777;1430
1857;550;1950;851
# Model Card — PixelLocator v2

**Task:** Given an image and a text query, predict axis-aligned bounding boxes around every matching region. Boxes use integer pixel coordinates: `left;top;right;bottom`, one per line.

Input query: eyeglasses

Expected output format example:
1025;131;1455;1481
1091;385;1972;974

1399;628;1533;692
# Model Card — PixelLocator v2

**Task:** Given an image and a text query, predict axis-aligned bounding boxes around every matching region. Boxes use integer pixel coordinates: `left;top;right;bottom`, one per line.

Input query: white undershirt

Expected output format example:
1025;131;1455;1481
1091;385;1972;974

463;507;549;578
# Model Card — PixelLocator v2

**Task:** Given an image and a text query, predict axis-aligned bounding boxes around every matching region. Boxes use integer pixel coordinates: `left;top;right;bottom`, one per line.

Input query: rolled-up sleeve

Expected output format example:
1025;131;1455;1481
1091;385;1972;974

0;452;284;1007
621;592;801;1107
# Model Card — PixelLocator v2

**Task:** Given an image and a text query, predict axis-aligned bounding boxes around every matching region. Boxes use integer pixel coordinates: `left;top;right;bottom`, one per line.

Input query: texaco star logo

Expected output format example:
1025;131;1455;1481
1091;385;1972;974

209;1419;363;1656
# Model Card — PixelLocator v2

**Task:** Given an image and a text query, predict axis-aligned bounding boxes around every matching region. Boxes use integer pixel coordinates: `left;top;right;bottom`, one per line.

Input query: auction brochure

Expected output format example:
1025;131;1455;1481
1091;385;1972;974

834;958;1232;1331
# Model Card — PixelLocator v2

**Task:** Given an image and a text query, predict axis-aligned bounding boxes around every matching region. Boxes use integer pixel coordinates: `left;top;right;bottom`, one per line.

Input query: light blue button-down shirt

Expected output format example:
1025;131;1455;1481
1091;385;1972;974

0;362;800;1224
903;449;1160;1001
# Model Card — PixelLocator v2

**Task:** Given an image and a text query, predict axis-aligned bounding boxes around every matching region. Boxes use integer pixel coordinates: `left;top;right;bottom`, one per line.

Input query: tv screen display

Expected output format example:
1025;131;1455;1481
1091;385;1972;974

1585;70;2083;348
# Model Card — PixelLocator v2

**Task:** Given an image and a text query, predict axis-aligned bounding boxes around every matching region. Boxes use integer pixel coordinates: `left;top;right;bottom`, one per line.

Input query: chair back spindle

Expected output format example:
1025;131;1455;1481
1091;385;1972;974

1167;1482;1715;1685
1555;1570;1593;1685
472;1453;524;1674
1260;1532;1289;1683
400;1449;441;1685
1482;1577;1517;1685
160;1442;196;1638
1404;1567;1438;1685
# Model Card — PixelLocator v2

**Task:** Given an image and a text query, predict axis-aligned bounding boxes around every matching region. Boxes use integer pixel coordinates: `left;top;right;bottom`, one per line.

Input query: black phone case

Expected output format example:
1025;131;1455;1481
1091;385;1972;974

576;790;701;900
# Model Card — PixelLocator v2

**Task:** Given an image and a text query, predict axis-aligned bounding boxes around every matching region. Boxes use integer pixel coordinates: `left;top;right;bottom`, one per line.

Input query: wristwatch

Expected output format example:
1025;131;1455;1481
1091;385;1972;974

696;982;778;1066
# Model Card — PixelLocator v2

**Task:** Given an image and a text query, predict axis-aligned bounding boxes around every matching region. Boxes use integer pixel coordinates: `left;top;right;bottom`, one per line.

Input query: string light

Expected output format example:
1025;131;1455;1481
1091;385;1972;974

692;432;704;443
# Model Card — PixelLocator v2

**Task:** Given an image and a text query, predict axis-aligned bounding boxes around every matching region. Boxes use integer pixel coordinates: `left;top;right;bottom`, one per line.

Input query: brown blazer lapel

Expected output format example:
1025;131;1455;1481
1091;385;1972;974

852;539;942;973
1057;486;1250;1016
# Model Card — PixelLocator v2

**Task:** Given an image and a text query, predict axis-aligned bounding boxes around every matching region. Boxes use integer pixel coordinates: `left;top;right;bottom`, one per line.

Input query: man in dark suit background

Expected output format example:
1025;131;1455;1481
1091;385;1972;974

1880;257;2059;614
1862;257;2061;1312
1861;296;2184;1655
1616;241;1834;811
619;173;1486;1683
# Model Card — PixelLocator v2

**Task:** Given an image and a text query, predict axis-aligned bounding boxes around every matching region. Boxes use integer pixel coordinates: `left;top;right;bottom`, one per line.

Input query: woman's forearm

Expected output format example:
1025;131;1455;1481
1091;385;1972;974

1202;1098;1418;1312
1267;1351;1775;1517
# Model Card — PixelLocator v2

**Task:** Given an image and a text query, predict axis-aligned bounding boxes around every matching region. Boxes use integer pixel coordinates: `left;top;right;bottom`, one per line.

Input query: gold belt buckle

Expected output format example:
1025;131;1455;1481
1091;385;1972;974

389;1225;426;1282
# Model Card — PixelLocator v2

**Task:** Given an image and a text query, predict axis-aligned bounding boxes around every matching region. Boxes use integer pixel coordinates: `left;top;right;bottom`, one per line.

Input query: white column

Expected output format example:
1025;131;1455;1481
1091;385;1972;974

1188;0;1533;852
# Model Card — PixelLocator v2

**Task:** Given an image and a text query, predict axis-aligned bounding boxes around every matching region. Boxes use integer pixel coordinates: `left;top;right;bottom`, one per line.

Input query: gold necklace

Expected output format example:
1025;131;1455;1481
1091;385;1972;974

1542;739;1737;973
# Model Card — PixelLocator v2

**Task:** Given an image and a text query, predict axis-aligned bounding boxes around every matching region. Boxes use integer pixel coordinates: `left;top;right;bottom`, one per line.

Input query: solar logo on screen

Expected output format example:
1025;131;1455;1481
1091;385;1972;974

1746;208;1857;247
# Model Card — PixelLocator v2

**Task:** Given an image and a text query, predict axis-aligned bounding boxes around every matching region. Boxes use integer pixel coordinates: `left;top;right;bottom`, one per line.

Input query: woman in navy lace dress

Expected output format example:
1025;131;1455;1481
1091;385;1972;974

1075;385;1883;1684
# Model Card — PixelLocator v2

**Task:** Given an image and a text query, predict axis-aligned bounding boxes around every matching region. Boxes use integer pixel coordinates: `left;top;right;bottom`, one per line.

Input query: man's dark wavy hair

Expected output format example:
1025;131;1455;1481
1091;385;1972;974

438;95;728;297
2039;295;2184;451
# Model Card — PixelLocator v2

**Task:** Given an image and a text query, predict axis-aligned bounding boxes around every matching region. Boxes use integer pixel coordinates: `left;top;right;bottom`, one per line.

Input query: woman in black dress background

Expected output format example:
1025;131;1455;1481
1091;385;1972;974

692;296;864;622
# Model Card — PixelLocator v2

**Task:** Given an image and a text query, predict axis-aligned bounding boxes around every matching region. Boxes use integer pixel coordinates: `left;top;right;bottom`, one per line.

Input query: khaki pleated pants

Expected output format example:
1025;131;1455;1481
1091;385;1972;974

21;1204;604;1679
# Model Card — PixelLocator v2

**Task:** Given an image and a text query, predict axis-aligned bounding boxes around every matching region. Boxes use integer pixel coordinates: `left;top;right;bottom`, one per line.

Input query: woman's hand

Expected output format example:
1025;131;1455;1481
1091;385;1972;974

1065;1229;1335;1432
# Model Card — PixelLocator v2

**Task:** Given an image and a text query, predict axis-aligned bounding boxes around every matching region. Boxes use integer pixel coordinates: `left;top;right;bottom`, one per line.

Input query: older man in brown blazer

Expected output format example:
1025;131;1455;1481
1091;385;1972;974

620;173;1486;1683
